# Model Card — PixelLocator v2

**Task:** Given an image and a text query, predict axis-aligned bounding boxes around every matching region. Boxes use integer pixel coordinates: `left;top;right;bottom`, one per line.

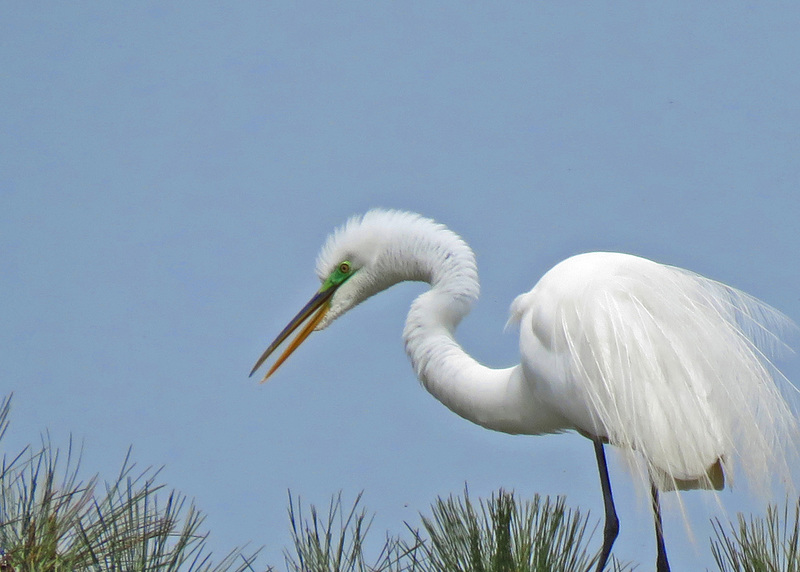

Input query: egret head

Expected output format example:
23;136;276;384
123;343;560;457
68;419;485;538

250;210;428;381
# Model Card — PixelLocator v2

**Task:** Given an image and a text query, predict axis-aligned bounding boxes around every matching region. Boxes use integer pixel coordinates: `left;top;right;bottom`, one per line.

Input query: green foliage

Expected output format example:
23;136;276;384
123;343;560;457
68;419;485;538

711;498;800;572
407;487;630;572
6;390;800;572
283;491;417;572
0;395;263;572
281;487;632;572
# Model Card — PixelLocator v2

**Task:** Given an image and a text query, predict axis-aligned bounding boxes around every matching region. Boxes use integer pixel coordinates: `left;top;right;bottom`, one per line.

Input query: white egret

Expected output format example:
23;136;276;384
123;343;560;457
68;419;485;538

251;210;798;571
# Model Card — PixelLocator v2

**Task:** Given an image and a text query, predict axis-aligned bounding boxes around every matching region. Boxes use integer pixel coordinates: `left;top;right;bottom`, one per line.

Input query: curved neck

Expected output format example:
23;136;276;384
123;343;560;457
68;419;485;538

396;231;565;435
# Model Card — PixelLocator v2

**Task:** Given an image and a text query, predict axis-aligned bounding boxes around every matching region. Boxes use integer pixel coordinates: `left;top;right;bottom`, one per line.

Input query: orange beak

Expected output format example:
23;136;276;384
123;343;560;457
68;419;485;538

249;286;335;382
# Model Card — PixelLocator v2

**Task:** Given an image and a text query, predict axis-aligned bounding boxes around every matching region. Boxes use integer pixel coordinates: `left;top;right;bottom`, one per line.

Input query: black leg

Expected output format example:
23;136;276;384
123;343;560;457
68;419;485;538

650;480;671;572
593;439;619;572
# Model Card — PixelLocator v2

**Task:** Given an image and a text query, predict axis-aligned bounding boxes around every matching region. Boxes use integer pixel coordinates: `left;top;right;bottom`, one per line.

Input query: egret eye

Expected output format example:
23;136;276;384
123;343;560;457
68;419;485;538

339;261;351;274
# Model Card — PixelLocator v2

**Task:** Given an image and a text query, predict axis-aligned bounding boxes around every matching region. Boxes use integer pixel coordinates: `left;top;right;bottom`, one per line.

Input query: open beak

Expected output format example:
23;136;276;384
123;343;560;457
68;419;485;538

249;286;336;382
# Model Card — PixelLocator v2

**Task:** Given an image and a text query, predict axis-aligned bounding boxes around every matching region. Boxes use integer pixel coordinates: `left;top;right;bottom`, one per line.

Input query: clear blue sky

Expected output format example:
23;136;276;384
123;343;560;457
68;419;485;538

2;3;799;569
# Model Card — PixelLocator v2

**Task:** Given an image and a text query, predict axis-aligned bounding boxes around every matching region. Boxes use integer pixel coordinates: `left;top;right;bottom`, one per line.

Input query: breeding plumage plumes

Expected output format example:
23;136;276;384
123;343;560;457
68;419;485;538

251;209;799;571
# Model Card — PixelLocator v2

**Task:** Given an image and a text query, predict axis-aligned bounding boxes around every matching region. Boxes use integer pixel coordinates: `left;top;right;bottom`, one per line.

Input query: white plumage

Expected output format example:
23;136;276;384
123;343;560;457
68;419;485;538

253;209;799;571
513;252;796;491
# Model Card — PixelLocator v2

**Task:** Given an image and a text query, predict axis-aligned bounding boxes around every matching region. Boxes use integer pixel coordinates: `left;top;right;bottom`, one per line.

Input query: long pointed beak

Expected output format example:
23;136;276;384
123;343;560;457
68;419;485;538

250;286;336;382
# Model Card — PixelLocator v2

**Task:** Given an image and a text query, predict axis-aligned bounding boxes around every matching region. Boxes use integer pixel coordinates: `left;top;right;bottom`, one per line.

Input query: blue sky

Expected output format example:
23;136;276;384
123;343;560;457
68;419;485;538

2;3;800;569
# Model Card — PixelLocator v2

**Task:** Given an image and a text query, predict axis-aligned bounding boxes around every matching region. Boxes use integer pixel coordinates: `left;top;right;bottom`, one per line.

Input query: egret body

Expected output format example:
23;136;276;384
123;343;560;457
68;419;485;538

251;210;798;571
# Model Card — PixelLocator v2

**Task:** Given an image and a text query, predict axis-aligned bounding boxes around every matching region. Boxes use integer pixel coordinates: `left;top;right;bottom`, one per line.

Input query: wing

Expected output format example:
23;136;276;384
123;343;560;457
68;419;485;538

512;252;798;491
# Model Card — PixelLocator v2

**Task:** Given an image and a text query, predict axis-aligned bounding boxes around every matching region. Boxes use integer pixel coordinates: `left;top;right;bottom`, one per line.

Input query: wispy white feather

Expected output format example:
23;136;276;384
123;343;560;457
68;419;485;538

521;254;799;493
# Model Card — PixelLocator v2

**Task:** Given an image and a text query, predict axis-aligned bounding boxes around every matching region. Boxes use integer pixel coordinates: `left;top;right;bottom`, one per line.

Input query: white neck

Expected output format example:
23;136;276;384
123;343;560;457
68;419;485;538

396;227;566;436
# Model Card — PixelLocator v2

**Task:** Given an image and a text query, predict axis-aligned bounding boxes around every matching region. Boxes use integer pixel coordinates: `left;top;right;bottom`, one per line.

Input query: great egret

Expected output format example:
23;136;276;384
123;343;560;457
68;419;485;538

251;210;798;571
